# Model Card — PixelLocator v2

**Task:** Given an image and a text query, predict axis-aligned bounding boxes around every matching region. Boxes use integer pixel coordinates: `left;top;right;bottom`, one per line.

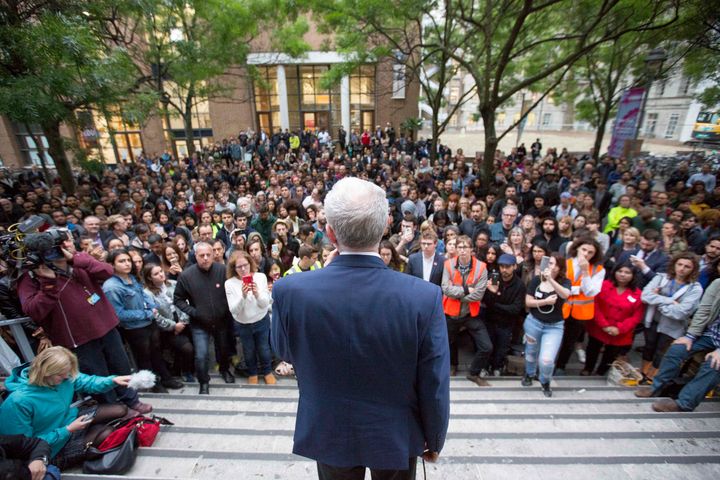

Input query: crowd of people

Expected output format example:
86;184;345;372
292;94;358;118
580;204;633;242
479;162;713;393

1;125;720;476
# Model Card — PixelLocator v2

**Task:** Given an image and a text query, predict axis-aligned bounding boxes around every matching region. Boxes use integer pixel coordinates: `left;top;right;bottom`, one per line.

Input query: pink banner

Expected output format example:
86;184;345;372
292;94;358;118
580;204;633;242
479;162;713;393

608;87;645;158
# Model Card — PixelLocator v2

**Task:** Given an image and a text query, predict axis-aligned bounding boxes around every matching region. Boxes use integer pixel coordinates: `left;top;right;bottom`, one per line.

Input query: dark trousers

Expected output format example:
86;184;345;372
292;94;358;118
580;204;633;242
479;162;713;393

486;319;513;371
446;315;492;374
161;329;194;374
643;321;674;368
191;323;231;384
122;323;173;381
556;317;586;370
317;458;417;480
73;328;138;407
584;336;623;375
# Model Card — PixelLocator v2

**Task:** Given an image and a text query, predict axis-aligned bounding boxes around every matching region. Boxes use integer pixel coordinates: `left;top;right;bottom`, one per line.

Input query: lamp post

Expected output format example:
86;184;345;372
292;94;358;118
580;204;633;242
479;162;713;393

631;47;667;156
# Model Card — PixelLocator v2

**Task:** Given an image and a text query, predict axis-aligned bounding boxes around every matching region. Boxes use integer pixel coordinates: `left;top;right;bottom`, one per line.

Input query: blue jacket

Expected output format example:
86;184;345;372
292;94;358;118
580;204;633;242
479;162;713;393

103;275;156;329
0;364;116;456
271;254;450;470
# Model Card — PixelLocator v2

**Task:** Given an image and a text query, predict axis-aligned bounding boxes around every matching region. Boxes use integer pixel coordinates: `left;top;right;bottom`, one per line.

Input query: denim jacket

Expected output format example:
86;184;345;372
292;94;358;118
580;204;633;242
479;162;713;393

103;275;156;330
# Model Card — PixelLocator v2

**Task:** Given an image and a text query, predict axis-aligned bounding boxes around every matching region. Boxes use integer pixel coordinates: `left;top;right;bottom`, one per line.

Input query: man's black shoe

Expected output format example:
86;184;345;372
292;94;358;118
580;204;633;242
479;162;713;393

199;383;210;395
541;382;552;397
221;370;236;384
162;378;184;389
521;375;533;387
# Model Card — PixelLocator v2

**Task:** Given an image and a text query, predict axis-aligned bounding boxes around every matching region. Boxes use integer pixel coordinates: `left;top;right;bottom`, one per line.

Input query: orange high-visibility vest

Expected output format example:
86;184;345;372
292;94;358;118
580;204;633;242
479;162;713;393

562;259;603;320
442;257;486;317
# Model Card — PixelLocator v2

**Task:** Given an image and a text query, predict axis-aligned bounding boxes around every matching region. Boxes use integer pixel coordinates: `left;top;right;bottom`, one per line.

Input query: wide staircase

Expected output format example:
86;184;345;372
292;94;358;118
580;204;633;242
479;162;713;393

64;373;720;480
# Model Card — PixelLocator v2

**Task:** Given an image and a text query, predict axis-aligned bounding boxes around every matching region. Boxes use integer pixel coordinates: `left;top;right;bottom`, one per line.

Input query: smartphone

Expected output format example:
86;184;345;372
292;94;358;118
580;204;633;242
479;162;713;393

82;407;98;422
242;274;253;285
271;244;280;255
629;255;639;261
491;271;500;284
540;255;550;272
69;396;93;409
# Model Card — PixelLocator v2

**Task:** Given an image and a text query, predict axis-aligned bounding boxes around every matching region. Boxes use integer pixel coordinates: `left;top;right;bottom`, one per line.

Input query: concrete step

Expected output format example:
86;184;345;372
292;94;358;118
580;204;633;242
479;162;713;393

64;372;720;479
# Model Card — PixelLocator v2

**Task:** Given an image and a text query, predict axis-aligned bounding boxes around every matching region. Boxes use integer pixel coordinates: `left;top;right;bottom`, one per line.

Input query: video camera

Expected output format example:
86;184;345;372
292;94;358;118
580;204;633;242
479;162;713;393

0;215;69;275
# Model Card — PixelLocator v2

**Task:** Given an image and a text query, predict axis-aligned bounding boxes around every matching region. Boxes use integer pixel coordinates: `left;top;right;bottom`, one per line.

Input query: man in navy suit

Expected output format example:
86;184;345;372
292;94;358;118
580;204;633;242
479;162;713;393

617;229;669;288
406;230;445;286
272;177;450;479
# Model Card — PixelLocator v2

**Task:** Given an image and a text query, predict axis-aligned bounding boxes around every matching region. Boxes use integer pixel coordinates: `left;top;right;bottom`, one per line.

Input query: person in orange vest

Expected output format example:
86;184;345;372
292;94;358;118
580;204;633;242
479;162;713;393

441;235;489;385
555;237;605;375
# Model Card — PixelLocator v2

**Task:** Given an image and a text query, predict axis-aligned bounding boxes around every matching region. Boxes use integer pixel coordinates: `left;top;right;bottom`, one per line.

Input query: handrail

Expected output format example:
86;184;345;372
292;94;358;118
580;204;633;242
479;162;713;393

0;316;35;362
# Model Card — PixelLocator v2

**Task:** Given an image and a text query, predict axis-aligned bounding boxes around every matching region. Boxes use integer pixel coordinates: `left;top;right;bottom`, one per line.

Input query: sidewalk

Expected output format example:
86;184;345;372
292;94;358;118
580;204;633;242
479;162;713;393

426;129;709;157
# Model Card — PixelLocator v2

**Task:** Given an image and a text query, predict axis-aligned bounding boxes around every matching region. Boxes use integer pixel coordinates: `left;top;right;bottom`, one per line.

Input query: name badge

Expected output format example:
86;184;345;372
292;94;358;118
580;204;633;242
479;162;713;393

627;296;637;303
535;291;543;299
87;293;101;305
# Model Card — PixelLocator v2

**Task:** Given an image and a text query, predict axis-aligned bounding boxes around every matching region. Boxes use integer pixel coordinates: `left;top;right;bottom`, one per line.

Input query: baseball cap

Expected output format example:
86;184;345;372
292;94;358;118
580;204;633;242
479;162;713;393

498;254;517;265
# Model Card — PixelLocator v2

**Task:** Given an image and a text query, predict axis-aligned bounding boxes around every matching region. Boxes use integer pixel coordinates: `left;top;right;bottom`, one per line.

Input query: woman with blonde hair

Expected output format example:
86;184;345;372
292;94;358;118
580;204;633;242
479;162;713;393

0;346;130;469
225;251;274;385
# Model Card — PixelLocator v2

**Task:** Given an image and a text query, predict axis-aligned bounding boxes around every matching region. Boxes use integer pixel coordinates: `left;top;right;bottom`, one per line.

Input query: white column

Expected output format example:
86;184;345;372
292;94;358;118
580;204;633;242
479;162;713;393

277;65;289;130
341;75;350;141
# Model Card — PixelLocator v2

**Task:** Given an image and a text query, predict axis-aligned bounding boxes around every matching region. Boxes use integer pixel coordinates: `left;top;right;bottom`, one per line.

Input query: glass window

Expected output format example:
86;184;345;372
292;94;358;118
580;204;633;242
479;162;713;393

350;65;375;133
300;65;331;108
253;66;280;133
665;113;679;139
14;123;55;167
164;80;213;148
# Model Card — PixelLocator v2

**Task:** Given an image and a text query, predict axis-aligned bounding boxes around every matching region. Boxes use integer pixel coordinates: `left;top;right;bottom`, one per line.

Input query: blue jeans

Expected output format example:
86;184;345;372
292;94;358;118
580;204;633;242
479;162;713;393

652;335;720;411
191;324;231;384
523;313;564;384
233;315;272;376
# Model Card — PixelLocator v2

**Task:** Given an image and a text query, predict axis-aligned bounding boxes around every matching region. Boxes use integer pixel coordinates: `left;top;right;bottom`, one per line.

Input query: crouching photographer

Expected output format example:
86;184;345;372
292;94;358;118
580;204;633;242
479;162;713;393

16;227;152;414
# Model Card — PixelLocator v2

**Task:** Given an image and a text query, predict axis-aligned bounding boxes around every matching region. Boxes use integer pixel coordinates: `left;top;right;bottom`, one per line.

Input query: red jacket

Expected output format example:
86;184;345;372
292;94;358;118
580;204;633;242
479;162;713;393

586;280;644;346
17;253;119;349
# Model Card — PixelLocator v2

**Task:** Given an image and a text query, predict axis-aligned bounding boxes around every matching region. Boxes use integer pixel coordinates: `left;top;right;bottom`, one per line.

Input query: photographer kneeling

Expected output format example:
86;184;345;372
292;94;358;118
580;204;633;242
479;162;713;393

0;347;130;470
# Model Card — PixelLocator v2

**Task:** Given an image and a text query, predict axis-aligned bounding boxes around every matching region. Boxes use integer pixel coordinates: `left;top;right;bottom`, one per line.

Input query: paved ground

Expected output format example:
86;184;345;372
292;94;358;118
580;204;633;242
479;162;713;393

423;129;711;157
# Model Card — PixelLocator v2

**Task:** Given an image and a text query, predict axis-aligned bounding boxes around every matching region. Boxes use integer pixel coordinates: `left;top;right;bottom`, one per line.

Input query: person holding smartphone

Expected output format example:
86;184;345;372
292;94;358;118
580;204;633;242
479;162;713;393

0;347;131;470
225;251;274;385
522;254;571;397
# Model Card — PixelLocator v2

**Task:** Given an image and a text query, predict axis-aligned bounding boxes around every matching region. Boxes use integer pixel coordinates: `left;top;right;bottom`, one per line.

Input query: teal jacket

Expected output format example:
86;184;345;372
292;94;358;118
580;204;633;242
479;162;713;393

0;364;116;456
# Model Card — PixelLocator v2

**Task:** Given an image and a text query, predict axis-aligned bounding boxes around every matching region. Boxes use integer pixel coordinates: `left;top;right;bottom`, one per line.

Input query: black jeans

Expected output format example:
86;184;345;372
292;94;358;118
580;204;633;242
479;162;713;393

317;458;417;480
486;319;513;371
643;321;674;368
122;322;173;381
446;315;492;374
556;317;586;370
584;336;622;375
73;328;138;407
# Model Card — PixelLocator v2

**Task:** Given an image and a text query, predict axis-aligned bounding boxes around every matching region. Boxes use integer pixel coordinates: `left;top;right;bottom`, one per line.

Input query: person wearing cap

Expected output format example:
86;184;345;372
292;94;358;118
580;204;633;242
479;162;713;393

482;254;527;376
551;192;578;221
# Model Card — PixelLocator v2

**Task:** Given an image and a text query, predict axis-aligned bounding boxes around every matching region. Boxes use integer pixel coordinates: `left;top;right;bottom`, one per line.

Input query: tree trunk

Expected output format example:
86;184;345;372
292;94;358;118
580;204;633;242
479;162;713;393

430;111;440;161
593;106;612;161
481;107;498;183
42;120;76;194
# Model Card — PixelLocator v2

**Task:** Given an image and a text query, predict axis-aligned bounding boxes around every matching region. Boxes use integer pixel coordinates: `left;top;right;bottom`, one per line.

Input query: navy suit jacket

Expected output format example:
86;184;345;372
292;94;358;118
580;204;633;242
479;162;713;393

617;248;669;288
271;254;450;469
406;252;445;286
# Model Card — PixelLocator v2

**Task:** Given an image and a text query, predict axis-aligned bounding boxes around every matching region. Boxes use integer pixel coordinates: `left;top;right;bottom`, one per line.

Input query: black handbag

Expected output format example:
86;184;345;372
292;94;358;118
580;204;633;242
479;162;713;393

83;426;139;475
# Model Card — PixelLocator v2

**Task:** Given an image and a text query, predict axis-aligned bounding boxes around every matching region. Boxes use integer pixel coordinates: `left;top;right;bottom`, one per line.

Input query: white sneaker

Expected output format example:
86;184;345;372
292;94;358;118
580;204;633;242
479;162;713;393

576;348;586;364
492;369;501;377
479;369;489;378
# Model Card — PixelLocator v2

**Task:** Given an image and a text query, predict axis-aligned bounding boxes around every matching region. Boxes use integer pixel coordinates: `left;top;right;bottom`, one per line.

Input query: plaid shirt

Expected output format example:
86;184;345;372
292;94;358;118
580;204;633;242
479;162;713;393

702;313;720;349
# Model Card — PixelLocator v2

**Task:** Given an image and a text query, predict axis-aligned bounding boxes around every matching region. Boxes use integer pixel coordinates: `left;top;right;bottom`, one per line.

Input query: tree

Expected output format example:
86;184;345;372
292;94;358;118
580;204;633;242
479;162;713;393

316;0;679;180
313;0;476;161
129;0;309;156
0;0;138;193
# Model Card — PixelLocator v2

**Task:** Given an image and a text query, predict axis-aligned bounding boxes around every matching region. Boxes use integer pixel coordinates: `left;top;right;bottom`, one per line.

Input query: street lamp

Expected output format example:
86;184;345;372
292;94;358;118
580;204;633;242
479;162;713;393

633;47;667;143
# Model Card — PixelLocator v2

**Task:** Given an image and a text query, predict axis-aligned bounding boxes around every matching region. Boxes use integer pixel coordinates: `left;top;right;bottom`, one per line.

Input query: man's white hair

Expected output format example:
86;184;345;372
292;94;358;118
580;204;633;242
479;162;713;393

325;177;388;250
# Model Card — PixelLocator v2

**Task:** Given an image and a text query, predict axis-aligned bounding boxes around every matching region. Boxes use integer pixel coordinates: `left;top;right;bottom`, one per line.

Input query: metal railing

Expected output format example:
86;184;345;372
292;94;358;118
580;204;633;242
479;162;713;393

0;317;35;362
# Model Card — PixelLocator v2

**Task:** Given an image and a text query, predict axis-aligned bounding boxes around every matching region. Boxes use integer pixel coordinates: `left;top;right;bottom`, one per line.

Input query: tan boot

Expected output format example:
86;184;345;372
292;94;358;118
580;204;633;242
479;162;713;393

247;375;259;385
264;373;277;385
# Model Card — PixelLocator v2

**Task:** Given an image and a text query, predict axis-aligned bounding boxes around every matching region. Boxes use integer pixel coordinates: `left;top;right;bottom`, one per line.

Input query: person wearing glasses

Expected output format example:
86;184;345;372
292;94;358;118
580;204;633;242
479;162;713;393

406;230;445;286
489;205;518;243
442;235;489;381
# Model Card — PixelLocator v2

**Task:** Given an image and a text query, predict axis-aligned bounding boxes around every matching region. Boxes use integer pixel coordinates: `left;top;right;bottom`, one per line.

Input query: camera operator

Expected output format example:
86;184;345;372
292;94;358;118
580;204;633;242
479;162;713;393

16;228;152;413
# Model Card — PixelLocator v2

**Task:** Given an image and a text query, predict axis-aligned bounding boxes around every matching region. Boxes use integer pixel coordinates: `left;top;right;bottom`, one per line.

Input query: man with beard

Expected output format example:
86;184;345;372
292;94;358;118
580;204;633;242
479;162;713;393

459;202;489;240
532;217;564;253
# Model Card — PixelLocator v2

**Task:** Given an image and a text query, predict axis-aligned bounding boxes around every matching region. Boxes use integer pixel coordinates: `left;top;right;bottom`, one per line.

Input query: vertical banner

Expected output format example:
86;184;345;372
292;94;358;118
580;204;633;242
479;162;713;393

608;87;645;158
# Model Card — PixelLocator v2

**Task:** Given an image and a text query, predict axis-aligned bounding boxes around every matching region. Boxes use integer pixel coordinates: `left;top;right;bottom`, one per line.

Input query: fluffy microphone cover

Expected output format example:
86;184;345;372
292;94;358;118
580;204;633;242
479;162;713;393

128;370;157;390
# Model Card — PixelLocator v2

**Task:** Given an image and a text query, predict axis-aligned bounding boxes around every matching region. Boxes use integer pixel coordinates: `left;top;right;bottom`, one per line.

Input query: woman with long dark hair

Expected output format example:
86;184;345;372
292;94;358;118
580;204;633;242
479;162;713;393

103;249;179;392
582;263;645;376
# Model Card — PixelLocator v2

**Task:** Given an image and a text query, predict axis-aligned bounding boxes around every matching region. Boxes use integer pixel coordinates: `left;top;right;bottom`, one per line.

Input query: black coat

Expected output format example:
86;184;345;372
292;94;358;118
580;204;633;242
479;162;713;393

174;262;231;330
